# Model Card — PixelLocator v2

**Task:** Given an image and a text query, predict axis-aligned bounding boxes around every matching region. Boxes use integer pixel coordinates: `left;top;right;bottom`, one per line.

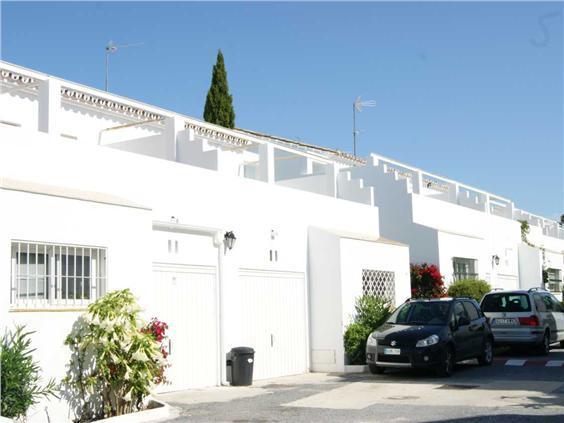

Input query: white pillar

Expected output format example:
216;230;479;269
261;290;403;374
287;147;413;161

164;116;184;161
38;79;60;135
305;158;313;175
258;143;275;183
412;170;423;194
324;163;338;197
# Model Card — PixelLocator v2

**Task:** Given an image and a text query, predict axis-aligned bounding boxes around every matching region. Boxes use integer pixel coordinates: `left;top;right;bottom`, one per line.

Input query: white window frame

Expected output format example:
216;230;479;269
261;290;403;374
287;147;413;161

10;240;107;309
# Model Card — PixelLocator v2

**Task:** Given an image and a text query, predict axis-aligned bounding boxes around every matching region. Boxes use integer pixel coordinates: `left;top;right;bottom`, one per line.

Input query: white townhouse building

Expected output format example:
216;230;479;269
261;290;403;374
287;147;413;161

0;61;411;422
1;60;562;421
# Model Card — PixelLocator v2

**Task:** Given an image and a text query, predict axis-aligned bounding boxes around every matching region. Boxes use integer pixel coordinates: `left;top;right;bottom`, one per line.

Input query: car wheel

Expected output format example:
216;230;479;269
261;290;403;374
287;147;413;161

537;330;550;356
368;364;385;374
478;338;493;366
435;346;455;377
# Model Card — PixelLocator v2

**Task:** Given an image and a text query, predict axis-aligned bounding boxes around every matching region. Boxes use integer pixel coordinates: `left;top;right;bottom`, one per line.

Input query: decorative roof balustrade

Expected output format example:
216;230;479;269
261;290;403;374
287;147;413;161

60;87;163;121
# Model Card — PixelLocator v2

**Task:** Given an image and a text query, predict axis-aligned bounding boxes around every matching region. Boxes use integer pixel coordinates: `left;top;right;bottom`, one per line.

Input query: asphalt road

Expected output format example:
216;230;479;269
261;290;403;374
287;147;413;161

158;346;564;423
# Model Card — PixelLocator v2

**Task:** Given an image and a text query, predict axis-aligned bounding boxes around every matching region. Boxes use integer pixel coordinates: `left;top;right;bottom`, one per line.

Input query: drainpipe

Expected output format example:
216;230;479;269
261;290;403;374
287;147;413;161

215;234;229;386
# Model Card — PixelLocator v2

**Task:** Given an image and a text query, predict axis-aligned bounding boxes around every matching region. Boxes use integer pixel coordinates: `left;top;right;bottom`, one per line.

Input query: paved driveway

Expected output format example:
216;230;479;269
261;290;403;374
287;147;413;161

157;346;564;422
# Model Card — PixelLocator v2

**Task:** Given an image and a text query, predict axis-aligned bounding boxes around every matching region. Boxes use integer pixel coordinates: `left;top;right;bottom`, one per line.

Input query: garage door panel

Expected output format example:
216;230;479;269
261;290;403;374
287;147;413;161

153;264;218;392
238;270;307;380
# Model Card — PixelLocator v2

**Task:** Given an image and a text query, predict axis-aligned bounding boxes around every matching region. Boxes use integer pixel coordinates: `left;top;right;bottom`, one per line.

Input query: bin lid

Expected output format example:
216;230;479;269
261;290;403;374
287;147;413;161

231;346;254;354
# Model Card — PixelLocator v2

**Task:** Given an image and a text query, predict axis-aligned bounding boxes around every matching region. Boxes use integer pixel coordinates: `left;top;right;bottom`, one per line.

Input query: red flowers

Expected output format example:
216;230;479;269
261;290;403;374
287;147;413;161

142;318;169;343
410;263;446;299
141;318;170;384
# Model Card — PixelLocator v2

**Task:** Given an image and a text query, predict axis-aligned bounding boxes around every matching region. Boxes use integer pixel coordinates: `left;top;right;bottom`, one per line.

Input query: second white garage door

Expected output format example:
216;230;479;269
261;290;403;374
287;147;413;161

238;269;308;380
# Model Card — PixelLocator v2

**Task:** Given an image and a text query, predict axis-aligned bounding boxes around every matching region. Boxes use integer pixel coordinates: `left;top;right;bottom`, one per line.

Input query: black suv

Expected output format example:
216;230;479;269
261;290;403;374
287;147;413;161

366;298;494;377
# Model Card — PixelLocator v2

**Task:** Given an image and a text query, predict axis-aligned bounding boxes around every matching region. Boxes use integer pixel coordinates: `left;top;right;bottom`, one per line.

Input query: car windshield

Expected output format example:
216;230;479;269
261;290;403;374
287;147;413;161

387;301;451;325
481;293;531;313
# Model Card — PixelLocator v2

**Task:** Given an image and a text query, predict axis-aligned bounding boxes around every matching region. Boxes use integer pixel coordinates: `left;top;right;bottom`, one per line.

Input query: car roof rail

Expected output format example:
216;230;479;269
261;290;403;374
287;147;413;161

489;288;504;292
528;287;548;293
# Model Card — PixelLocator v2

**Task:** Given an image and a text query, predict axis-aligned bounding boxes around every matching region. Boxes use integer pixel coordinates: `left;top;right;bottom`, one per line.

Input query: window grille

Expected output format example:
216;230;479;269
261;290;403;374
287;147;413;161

362;269;395;302
452;257;477;281
10;241;106;308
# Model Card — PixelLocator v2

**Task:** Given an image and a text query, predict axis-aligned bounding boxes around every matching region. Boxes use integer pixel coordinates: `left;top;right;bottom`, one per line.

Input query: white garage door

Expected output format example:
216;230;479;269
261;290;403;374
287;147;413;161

238;269;308;380
152;263;218;392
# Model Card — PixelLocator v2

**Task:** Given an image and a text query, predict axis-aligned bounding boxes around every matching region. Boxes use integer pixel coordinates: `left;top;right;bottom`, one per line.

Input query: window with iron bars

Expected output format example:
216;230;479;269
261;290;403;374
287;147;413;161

362;269;395;302
10;241;107;308
452;257;477;282
546;268;562;293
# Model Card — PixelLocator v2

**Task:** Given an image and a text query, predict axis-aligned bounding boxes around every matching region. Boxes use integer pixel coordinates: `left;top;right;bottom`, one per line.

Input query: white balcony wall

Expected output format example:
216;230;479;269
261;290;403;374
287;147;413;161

348;162;440;266
337;171;374;206
0;91;39;130
109;134;174;160
277;173;335;196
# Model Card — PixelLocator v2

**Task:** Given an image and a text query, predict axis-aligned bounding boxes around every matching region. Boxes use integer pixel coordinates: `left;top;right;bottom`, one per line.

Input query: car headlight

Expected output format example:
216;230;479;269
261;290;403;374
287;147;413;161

366;335;378;347
416;334;440;348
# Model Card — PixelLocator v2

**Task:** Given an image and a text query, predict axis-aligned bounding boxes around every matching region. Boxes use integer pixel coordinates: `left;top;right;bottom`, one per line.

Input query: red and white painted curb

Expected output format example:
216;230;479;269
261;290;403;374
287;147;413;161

493;358;564;367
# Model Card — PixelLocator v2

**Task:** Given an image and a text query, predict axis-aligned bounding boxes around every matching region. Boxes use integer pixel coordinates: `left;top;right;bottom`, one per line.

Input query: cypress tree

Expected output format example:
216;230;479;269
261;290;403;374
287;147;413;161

203;49;236;128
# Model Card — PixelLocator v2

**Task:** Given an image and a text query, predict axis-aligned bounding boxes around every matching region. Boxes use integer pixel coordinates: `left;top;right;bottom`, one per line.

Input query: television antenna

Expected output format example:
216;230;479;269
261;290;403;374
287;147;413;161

105;40;143;91
352;96;376;156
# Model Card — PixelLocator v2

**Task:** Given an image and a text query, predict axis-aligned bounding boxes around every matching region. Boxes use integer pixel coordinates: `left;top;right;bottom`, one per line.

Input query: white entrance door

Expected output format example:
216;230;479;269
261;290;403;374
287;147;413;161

238;269;308;380
152;263;218;392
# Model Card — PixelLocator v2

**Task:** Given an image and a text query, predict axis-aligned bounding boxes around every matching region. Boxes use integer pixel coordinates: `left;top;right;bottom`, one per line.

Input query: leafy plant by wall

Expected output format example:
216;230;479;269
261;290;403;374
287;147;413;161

447;279;491;302
343;295;392;365
518;220;533;246
0;326;57;419
62;289;168;421
410;263;446;298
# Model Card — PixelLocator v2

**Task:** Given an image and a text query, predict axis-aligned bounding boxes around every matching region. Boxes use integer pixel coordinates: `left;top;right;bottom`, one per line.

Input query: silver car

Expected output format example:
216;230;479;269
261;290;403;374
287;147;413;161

480;288;564;355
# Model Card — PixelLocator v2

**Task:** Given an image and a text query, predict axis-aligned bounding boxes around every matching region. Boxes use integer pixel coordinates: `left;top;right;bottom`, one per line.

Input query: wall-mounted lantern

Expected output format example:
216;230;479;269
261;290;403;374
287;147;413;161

492;255;500;266
224;231;236;251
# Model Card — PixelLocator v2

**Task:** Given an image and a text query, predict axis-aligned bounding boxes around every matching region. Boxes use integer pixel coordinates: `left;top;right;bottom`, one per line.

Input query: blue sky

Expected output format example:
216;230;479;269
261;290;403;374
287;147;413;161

1;1;562;219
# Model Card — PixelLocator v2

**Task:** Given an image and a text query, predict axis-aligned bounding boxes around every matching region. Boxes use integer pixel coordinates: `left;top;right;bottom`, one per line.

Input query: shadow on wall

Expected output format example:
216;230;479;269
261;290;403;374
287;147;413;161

60;316;104;422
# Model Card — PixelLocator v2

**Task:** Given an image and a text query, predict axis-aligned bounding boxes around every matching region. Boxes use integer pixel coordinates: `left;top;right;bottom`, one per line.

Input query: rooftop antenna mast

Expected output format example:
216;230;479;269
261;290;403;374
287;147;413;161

105;40;143;92
352;96;376;156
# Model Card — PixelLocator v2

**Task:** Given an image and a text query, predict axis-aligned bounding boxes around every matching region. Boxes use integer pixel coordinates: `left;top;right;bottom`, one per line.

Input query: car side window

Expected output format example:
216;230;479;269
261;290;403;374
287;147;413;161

534;294;547;312
542;295;554;312
463;302;480;321
453;302;468;325
546;295;563;312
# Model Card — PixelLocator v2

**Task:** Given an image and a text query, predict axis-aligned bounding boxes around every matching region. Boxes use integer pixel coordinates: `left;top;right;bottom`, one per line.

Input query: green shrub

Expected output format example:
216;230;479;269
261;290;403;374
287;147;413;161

344;322;373;365
62;289;168;420
343;295;393;365
0;326;57;419
447;279;491;302
354;295;392;329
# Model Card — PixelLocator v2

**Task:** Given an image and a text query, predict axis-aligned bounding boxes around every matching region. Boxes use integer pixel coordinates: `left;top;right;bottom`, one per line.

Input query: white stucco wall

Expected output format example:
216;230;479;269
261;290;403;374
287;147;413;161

0;188;152;423
518;244;543;289
308;228;410;373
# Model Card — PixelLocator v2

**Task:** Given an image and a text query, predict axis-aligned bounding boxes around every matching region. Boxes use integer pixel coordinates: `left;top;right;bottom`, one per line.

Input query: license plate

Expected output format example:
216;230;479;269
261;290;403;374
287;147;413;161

495;318;517;325
384;347;401;355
